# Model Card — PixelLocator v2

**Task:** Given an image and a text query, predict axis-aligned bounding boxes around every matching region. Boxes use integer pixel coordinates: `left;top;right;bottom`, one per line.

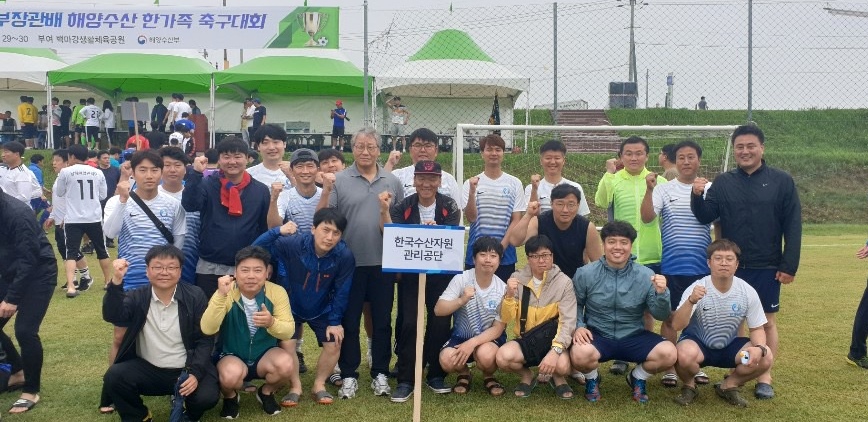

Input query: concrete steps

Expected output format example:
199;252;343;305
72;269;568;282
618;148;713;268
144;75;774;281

553;109;621;153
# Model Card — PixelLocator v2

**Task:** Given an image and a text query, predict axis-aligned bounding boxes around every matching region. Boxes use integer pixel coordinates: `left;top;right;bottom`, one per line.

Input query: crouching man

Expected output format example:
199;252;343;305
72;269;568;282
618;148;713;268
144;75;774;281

102;245;219;422
672;239;773;407
201;246;295;418
570;221;676;403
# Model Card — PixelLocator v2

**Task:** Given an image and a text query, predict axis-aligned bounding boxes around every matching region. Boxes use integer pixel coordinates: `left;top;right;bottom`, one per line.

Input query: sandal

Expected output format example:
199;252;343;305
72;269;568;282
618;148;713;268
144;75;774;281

452;374;471;394
99;405;115;414
483;377;504;396
662;372;678;388
280;392;300;408
328;373;343;387
312;390;334;405
9;396;38;414
513;379;537;398
570;371;587;385
549;380;574;400
715;383;749;407
694;371;710;385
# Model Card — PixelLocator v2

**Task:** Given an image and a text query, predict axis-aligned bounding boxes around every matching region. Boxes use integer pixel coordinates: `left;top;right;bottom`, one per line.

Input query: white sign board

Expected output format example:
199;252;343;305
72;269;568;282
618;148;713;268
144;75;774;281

382;224;464;274
0;6;340;49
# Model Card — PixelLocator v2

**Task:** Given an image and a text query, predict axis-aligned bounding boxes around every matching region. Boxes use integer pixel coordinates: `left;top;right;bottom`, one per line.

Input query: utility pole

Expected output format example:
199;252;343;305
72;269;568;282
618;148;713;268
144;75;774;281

363;0;370;125
628;0;637;83
553;2;558;122
645;68;649;108
747;0;752;122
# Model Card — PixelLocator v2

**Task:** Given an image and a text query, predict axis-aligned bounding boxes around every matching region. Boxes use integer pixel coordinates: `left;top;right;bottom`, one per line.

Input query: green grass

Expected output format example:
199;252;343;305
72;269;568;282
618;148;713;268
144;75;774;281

3;229;867;421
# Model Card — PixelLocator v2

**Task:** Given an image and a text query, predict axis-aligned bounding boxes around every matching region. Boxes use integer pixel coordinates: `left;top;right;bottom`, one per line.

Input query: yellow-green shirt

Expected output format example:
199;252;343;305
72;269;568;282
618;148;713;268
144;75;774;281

595;168;666;265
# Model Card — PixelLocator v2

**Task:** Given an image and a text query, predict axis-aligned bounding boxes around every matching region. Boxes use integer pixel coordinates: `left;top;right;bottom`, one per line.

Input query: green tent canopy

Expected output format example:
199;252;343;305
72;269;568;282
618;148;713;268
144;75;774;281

215;53;364;96
47;53;214;96
408;29;494;62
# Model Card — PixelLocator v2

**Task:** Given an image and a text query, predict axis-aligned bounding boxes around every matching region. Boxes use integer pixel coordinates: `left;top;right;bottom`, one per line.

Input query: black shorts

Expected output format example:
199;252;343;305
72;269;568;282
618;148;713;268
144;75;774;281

60;124;70;137
332;126;345;137
443;333;507;364
292;314;332;346
735;268;780;313
63;222;109;260
85;126;99;142
75;124;85;134
219;346;282;382
678;333;750;369
54;227;84;261
665;274;708;311
22;123;37;139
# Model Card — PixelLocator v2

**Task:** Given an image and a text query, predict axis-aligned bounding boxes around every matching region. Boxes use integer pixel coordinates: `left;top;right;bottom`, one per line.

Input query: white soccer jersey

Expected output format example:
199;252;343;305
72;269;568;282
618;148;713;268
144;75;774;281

80;105;102;127
247;163;292;188
392;164;461;199
680;276;767;349
55;163;107;223
0;164;41;205
173;102;192;122
276;186;322;232
50;179;68;223
524;177;590;217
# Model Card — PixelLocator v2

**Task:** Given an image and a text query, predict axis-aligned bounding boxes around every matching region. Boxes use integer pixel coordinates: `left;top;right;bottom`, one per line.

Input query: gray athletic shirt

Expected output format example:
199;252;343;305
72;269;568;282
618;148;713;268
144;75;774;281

328;163;404;266
680;275;767;349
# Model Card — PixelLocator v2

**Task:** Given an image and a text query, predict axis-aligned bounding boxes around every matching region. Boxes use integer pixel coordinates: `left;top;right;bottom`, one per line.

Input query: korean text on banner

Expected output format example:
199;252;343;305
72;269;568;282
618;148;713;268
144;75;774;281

382;224;464;275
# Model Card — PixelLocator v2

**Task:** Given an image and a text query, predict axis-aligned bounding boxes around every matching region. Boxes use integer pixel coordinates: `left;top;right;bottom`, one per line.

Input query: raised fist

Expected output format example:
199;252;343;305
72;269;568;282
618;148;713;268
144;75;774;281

693;177;709;196
217;275;235;296
645;172;658;190
530;174;541;188
279;161;292;176
387;151;402;167
689;285;707;304
112;259;130;284
463;285;475;301
270;182;284;201
651;274;667;294
280;220;298;236
378;191;393;212
322;172;336;191
605;158;620;173
506;277;519;298
469;176;480;190
526;201;540;217
117;179;131;202
193;156;208;173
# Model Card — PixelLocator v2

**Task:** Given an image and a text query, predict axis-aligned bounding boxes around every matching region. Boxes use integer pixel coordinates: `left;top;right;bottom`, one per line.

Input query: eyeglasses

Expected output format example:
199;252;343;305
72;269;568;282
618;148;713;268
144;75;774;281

552;202;578;210
527;253;553;261
149;265;180;273
711;256;737;263
411;142;436;150
353;144;379;153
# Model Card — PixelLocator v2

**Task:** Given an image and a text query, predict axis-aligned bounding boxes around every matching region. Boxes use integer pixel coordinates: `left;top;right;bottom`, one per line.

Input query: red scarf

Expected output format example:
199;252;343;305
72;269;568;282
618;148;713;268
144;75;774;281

219;171;252;217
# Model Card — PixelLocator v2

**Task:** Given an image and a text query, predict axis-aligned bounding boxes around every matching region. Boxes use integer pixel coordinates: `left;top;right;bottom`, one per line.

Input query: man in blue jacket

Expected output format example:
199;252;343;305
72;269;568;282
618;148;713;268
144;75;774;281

254;208;354;406
183;136;270;299
570;221;675;404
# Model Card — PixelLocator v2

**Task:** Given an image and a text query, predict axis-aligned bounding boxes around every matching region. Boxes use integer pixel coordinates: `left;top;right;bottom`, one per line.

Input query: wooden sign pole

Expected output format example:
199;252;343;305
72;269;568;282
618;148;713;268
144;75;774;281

412;273;427;422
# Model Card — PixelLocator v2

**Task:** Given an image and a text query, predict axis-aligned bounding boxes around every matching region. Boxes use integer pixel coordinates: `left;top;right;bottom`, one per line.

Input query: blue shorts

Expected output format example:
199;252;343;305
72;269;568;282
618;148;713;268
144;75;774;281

644;263;662;275
442;332;507;364
292;314;332;346
678;333;750;369
591;329;667;364
22;123;37;139
665;274;708;311
736;268;780;313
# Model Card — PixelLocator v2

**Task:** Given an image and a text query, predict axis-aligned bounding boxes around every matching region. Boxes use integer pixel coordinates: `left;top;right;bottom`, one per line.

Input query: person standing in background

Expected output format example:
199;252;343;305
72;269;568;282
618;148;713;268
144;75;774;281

50;97;62;149
71;98;86;147
696;96;708;110
102;101;115;146
150;96;168;133
241;98;255;147
251;99;267;150
60;99;73;148
189;100;201;115
330;100;348;151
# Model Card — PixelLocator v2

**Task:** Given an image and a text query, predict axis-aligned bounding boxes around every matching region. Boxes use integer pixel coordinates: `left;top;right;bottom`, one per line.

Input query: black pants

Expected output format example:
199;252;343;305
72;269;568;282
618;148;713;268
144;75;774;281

339;266;395;379
395;273;452;385
0;267;55;394
850;275;868;359
52;125;63;149
196;273;220;301
104;358;219;422
248;127;259;148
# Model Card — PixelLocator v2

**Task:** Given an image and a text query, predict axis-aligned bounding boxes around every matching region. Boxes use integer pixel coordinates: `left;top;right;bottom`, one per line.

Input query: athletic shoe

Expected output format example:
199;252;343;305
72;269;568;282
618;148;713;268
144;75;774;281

106;238;116;248
754;382;774;400
371;373;391;396
390;383;413;403
220;395;240;419
716;383;749;407
297;352;308;374
426;377;451;394
256;386;281;415
77;276;93;292
338;377;358;399
584;376;601;402
847;353;868;369
609;360;628;375
82;242;95;254
626;371;649;403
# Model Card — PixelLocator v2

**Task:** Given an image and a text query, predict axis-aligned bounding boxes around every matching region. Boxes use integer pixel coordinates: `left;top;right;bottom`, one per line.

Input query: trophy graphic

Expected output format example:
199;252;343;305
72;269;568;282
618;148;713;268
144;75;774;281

298;11;329;47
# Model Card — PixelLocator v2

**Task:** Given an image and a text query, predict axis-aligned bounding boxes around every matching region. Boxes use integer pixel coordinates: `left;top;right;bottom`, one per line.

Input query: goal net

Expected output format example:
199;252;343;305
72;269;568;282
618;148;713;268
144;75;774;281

445;124;739;224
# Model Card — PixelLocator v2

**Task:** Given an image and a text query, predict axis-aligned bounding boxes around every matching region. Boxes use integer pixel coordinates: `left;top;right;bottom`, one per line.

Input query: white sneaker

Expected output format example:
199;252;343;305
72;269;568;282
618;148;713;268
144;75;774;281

371;373;391;396
338;377;358;399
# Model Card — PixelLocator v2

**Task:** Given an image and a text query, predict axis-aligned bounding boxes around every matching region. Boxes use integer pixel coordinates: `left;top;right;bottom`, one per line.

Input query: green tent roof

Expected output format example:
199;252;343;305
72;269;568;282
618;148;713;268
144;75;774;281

0;48;63;62
47;53;214;94
408;29;494;62
215;55;364;96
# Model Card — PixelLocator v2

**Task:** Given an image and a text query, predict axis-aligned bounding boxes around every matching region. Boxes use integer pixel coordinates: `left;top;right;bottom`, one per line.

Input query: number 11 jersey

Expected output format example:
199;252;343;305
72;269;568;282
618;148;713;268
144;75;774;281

55;163;107;224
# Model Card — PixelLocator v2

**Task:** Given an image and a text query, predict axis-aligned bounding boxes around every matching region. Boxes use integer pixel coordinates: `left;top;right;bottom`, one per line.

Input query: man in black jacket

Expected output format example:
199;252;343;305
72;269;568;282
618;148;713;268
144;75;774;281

0;186;55;415
102;245;219;422
690;124;801;400
380;160;461;401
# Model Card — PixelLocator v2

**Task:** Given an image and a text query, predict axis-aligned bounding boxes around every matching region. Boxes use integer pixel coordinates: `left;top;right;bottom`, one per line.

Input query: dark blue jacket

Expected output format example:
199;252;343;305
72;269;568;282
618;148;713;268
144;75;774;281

182;170;269;267
254;229;355;326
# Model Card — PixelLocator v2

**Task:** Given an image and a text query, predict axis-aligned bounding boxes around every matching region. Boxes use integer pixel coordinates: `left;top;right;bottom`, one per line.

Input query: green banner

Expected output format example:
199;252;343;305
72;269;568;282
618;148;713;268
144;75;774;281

267;6;339;49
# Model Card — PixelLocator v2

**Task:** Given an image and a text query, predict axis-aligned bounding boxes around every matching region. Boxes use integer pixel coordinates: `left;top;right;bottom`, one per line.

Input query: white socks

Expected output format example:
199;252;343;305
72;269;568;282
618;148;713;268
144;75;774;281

631;364;652;381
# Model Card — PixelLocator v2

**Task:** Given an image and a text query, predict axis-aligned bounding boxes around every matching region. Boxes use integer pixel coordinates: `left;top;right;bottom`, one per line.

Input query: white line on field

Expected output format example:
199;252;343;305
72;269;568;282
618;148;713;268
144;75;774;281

802;244;862;247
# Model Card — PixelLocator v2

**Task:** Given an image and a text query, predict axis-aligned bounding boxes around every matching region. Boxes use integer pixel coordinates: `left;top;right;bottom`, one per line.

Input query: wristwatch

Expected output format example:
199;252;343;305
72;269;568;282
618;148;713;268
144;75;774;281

551;346;563;355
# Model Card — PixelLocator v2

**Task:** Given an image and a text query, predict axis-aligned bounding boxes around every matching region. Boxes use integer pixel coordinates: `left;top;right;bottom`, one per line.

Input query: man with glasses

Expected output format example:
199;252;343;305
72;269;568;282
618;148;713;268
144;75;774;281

671;240;773;407
183;137;270;299
691;124;801;399
594;136;667;376
384;127;460;199
102;245;219;422
461;134;527;282
319;128;404;399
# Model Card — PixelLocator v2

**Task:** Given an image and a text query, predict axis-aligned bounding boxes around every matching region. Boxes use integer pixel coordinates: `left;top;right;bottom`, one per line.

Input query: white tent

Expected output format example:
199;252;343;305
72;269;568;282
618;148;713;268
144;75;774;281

0;48;88;114
374;29;529;147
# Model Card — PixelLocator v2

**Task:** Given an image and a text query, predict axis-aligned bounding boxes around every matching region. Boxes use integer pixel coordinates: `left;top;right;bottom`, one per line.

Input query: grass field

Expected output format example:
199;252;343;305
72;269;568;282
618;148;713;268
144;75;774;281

0;224;866;421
